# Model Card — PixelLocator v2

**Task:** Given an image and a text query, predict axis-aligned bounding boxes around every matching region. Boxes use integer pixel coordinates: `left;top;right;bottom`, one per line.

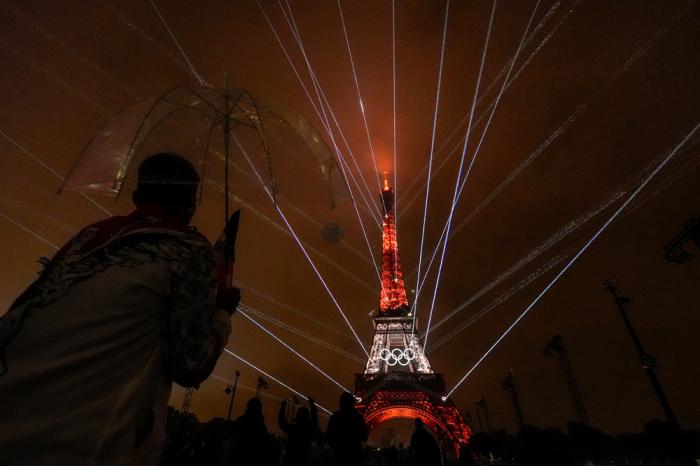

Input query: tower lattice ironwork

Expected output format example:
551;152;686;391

355;176;472;455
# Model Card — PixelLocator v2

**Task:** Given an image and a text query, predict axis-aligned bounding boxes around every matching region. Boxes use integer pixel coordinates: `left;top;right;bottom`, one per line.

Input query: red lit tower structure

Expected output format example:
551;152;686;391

354;175;472;455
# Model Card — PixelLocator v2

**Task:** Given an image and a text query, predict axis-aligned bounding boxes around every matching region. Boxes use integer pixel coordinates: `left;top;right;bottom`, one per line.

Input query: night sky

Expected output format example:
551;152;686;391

0;0;699;439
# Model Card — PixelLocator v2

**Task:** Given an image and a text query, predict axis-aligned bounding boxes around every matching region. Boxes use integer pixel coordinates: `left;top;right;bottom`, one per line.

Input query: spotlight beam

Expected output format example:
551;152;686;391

423;0;513;350
238;307;352;393
279;0;383;222
336;0;385;206
256;0;381;224
398;0;567;208
412;0;451;333
233;135;370;357
0;211;60;250
1;129;112;217
224;349;333;415
444;123;700;399
275;0;385;285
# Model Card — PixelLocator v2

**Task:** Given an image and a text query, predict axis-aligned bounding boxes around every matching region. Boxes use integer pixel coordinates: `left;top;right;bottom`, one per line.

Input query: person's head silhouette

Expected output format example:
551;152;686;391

339;391;356;410
414;418;424;429
132;153;200;225
295;405;310;424
245;397;263;416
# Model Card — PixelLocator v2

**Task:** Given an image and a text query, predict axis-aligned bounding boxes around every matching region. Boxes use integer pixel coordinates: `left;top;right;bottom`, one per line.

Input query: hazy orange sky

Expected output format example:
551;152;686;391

1;0;698;438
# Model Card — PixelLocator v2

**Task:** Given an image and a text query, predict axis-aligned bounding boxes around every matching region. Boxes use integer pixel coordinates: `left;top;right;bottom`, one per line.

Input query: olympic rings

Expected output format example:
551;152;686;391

378;347;416;366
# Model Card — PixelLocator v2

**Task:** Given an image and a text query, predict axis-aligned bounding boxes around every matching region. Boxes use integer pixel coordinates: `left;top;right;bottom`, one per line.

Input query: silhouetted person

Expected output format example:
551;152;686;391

458;444;477;466
0;153;238;466
278;397;318;465
326;392;368;466
231;397;273;465
410;418;441;466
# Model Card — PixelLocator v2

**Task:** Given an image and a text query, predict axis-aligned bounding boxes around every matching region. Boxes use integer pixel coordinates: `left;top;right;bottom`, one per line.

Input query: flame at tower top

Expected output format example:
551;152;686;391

379;173;409;314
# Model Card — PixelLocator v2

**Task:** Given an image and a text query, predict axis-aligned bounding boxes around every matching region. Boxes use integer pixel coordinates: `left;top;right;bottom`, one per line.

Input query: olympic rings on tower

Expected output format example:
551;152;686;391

378;347;416;366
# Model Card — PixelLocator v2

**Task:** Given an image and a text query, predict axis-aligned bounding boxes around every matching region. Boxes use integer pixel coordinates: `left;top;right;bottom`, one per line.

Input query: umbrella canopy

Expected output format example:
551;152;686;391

60;85;349;219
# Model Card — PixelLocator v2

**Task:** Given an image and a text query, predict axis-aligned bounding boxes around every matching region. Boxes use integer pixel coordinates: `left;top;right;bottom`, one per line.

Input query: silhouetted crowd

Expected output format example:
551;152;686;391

160;393;700;466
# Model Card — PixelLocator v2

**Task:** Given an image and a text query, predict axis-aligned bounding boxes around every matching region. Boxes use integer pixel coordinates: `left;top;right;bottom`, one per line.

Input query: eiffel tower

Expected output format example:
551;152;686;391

354;175;472;455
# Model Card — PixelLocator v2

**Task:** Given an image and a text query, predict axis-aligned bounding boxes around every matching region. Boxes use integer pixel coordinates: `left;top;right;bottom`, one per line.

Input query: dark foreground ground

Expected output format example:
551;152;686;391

160;407;699;466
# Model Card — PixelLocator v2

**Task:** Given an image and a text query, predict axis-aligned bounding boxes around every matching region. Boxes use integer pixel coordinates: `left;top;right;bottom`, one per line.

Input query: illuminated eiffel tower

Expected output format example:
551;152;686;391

354;175;472;455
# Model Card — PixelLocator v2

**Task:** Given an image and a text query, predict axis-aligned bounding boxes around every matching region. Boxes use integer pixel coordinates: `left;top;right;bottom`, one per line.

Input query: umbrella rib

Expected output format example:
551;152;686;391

116;87;187;198
198;117;218;204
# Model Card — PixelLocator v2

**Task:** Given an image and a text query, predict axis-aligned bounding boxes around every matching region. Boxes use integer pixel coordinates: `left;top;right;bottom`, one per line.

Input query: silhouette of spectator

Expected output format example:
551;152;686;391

278;397;318;465
458;444;477;466
410;418;441;466
230;397;274;465
326;392;368;466
0;153;238;466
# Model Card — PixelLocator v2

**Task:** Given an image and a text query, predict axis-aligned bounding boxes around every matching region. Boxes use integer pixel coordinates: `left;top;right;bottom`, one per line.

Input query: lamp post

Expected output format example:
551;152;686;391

225;370;241;421
602;279;679;429
502;369;525;431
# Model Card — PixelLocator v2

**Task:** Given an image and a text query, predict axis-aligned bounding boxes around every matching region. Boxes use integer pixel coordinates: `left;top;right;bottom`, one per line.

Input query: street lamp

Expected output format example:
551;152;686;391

225;370;241;421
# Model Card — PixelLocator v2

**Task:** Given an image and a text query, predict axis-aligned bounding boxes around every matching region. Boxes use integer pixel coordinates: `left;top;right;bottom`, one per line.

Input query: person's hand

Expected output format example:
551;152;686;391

216;287;240;316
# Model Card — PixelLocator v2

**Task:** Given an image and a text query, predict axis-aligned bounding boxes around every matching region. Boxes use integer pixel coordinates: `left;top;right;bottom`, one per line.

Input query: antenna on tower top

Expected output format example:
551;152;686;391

382;171;391;192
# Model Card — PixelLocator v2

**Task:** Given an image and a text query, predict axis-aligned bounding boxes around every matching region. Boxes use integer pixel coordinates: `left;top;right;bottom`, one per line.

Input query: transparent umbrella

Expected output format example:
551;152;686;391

59;84;348;224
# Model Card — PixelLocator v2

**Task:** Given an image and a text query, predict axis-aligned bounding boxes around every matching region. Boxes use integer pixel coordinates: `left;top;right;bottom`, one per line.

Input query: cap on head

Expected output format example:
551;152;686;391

414;417;424;428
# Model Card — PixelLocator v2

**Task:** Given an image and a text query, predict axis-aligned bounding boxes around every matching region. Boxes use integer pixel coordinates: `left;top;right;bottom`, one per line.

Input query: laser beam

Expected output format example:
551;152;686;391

234;135;370;357
238;307;352;393
224;348;333;415
413;0;451;333
423;0;508;350
336;0;385;207
444;122;700;399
